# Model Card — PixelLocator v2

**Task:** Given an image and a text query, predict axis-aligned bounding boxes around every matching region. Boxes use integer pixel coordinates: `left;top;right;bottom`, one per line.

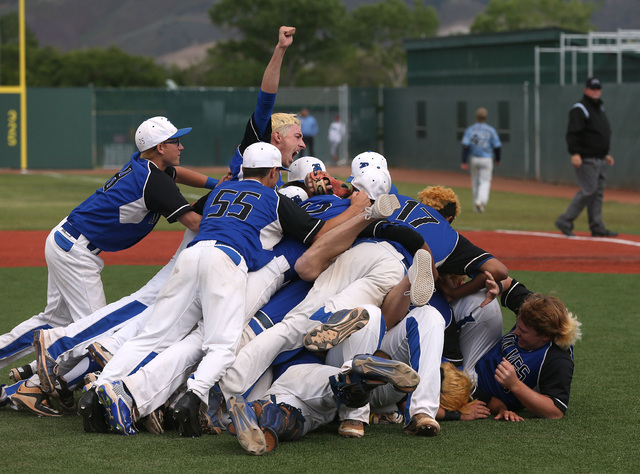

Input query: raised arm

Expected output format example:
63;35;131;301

262;26;295;94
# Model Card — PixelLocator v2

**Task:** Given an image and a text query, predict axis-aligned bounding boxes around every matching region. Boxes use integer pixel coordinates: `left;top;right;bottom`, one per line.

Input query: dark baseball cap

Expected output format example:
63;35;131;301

585;77;602;89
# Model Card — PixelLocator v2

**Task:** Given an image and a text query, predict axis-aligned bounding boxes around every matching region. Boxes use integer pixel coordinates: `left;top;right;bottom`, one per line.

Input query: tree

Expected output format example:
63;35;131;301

471;0;602;33
340;0;440;86
197;0;347;87
188;0;439;88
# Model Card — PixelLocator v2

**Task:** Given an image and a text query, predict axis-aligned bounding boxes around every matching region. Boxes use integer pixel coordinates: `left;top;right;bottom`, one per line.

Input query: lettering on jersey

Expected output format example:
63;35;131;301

395;200;439;228
300;200;333;216
207;189;260;221
103;164;133;192
500;333;530;391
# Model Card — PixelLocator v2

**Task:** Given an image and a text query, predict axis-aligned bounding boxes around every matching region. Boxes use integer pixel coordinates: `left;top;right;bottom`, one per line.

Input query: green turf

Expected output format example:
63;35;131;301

1;269;638;472
1;171;638;235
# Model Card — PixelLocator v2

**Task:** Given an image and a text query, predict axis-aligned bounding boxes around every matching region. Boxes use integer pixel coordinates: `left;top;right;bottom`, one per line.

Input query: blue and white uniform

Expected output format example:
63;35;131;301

461;122;501;210
472;280;575;414
97;177;325;405
0;155;192;369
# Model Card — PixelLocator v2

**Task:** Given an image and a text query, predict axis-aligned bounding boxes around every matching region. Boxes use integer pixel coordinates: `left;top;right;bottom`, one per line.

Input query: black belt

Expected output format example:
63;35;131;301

62;221;101;253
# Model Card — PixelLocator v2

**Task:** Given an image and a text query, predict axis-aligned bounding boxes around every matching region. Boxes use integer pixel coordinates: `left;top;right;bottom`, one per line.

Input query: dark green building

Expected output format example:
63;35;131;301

405;28;640;86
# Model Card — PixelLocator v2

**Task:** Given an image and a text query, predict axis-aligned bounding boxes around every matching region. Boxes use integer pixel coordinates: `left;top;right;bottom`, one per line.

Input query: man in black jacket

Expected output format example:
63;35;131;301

555;77;618;238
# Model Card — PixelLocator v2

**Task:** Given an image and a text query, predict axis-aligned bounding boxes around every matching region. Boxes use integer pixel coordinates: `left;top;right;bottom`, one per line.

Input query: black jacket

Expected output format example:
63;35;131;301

565;94;611;159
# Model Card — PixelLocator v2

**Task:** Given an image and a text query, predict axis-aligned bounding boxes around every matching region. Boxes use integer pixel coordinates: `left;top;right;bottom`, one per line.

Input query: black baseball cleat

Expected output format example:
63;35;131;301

78;387;110;433
173;390;203;437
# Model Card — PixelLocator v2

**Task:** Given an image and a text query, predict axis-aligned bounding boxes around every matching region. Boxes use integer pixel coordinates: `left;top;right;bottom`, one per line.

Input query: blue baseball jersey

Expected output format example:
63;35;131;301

66;153;192;252
189;179;323;271
474;329;575;413
300;194;351;219
386;195;459;266
461;123;501;158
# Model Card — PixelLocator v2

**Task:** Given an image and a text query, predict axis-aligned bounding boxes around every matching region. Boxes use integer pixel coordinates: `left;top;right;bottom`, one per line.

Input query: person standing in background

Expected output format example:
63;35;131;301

555;77;617;238
461;108;502;213
299;108;318;156
328;114;347;165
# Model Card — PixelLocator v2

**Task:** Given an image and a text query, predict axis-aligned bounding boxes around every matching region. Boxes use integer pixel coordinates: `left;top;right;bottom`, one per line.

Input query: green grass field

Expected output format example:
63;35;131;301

1;172;639;473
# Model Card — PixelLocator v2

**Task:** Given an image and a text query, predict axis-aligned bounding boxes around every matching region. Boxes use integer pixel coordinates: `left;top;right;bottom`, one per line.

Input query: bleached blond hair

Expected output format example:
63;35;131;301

518;293;582;350
271;113;300;137
439;362;475;415
417;186;461;220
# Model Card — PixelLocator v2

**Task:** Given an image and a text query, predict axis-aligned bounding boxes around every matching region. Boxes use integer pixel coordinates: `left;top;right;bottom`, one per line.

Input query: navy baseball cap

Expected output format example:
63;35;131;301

585;77;602;89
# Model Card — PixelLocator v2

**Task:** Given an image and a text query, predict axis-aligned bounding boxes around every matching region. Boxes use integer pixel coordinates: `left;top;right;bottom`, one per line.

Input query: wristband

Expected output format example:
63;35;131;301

205;177;217;189
443;410;461;421
496;280;503;294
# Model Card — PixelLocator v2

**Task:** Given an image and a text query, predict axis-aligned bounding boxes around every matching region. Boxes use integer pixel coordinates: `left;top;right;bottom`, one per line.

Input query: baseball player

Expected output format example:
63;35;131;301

461;108;502;213
217;163;438;439
227;26;303;184
88;143;377;436
471;278;581;420
225;353;420;455
0;116;206;373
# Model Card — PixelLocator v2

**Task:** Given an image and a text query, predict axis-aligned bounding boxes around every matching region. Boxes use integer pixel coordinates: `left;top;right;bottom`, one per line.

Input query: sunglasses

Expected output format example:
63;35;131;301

163;138;181;146
588;85;601;90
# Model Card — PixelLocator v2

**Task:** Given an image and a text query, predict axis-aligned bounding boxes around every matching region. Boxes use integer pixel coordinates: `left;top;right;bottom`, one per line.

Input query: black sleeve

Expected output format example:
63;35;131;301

500;278;533;316
370;221;425;255
438;233;494;277
239;113;271;155
566;105;587;155
538;345;574;414
144;166;193;223
191;191;211;216
277;194;325;245
461;146;470;164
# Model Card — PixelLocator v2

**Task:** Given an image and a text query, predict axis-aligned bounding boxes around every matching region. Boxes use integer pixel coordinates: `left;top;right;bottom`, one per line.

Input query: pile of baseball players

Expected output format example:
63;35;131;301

0;26;582;456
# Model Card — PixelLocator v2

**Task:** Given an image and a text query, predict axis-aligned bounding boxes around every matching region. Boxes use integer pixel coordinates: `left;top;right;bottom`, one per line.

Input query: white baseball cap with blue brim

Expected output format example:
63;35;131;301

288;156;326;182
243;142;290;171
136;116;192;152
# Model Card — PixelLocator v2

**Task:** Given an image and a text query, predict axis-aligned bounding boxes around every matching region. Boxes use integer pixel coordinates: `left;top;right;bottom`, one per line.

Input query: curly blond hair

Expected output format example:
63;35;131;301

518;293;582;350
417;186;461;220
271;113;300;137
439;362;474;414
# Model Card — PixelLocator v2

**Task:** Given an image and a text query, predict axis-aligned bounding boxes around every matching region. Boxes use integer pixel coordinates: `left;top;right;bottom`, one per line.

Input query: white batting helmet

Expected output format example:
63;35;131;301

288;156;327;182
278;185;309;204
350;151;388;179
351;166;392;200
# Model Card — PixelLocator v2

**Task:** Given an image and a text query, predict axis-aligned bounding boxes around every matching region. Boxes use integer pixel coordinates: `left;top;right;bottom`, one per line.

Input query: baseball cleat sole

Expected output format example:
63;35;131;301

33;329;56;394
351;354;420;393
408;248;435;307
228;396;267;456
304;307;370;352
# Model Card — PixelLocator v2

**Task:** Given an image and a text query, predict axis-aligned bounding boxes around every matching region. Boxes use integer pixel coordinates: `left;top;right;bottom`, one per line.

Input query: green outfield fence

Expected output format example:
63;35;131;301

1;84;638;190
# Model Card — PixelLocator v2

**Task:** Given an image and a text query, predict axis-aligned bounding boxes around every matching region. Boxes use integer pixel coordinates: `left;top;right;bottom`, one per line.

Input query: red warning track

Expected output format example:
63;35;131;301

2;229;639;273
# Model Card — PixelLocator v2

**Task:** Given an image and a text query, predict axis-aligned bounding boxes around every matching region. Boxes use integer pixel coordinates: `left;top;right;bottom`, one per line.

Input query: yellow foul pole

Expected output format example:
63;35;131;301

19;0;27;171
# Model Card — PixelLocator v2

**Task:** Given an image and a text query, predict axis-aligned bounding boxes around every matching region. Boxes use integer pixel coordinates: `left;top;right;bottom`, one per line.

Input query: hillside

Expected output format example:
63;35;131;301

0;0;637;68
